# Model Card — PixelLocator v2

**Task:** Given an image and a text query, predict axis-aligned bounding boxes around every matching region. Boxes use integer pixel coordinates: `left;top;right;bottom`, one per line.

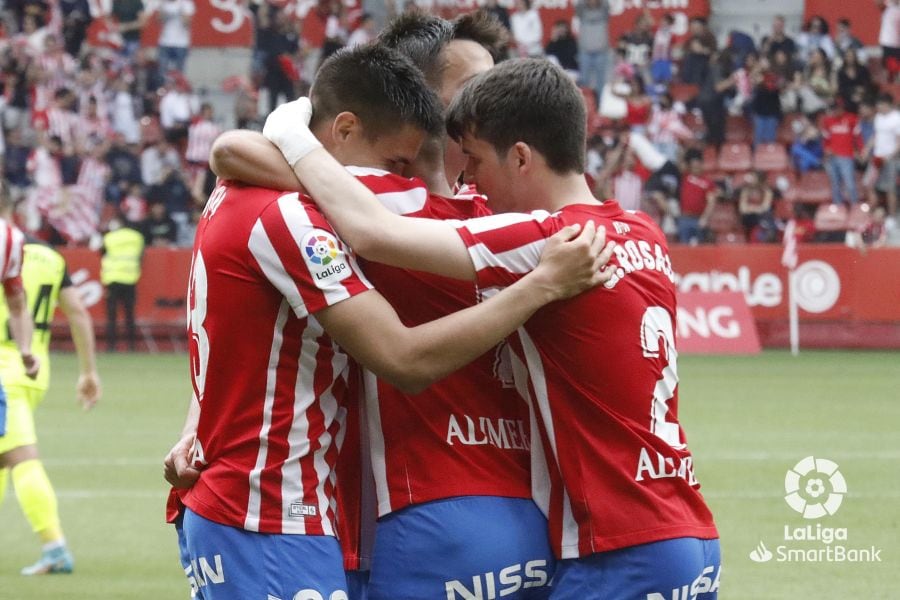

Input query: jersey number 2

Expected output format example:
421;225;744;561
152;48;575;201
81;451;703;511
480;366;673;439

640;307;684;449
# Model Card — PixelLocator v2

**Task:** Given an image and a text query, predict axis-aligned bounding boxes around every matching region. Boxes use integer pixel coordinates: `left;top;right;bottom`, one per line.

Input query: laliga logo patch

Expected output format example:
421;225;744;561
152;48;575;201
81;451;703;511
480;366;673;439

305;234;339;265
302;230;351;286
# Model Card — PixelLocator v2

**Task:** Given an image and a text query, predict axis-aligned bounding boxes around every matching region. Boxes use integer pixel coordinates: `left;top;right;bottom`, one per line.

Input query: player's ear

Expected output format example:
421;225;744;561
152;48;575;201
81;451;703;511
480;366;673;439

331;112;361;144
511;142;532;173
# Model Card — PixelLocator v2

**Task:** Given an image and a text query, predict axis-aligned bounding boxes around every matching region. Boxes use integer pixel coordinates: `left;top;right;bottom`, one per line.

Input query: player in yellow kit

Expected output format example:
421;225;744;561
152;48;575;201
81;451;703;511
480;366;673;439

0;240;101;575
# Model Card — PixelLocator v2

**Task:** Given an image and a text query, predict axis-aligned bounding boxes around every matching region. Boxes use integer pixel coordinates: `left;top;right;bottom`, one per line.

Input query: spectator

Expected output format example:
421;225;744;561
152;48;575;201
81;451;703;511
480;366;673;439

770;47;797;83
677;149;718;244
106;136;143;204
321;0;348;61
596;137;645;212
648;92;693;161
141;138;181;187
725;29;757;73
806;48;835;104
858;100;876;148
146;169;191;243
822;99;860;205
615;75;652;133
782;70;828;116
257;9;301;113
575;0;610;99
790;115;824;172
59;0;90;56
112;0;146;61
484;0;511;33
650;13;675;83
120;183;147;226
729;51;758;115
158;73;199;144
865;93;900;219
545;20;579;77
618;13;653;76
185;103;221;169
111;75;141;145
836;48;872;114
510;0;543;57
796;15;836;63
750;67;782;144
155;0;195;76
738;171;776;242
697;51;735;147
142;200;178;247
680;16;718;85
761;14;797;59
4;128;32;205
834;19;865;61
347;13;377;48
879;0;900;83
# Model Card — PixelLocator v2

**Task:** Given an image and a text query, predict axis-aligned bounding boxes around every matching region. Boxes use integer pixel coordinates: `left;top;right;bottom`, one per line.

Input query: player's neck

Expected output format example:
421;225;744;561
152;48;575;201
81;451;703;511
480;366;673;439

533;172;600;213
409;158;454;197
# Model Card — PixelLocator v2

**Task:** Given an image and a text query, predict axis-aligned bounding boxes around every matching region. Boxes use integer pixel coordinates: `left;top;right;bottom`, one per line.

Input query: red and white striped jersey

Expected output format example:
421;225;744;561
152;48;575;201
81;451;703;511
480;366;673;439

45;108;83;150
454;201;718;559
0;218;25;291
185;118;222;164
182;182;373;536
348;167;532;517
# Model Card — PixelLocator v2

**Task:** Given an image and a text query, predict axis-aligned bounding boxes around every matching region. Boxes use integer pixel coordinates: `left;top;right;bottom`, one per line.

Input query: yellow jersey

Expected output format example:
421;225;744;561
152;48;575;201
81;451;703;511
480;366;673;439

0;243;68;391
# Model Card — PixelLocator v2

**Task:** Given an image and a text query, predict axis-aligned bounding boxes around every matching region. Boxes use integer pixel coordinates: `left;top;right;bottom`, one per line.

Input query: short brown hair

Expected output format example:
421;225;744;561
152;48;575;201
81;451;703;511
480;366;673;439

310;44;443;139
446;58;586;174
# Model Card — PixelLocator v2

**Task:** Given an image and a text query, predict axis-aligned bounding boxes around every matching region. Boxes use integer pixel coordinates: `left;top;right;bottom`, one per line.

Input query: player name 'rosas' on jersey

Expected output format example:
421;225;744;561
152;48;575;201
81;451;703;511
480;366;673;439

604;233;675;290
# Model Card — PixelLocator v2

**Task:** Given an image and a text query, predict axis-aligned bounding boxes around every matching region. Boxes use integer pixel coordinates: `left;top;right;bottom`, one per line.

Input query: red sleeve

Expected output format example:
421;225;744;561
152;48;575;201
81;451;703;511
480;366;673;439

454;211;558;292
247;193;372;318
2;275;22;296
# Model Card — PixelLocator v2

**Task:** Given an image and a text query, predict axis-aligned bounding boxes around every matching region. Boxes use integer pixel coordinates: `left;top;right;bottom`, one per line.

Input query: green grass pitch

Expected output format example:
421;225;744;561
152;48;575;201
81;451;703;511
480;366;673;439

0;350;897;599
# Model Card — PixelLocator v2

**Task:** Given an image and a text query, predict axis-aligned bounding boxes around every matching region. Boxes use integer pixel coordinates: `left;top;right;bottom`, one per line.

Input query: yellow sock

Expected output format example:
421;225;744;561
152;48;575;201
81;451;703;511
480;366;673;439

0;467;7;506
11;459;64;544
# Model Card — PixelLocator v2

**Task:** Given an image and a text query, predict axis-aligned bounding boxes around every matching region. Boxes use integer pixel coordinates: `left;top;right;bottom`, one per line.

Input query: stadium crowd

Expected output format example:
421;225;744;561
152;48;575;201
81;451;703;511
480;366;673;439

0;0;898;248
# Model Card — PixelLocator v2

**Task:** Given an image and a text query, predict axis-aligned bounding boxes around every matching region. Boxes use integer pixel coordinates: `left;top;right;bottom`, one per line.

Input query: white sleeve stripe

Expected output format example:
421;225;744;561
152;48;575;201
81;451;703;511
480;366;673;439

373;188;429;216
276;194;314;245
248;219;310;318
468;239;546;275
460;210;554;235
344;166;389;177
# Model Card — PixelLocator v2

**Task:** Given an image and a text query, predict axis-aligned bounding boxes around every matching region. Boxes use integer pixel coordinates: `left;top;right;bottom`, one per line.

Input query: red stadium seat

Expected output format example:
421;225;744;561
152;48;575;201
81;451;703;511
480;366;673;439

725;116;752;143
669;83;700;104
753;143;789;172
717;143;752;172
847;203;874;231
813;204;849;232
795;170;832;204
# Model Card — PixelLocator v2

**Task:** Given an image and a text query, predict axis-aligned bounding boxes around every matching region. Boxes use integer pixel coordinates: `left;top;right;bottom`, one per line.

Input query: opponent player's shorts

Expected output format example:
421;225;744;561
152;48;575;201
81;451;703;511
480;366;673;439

367;496;555;600
345;570;369;600
181;507;350;600
0;386;43;454
550;536;721;600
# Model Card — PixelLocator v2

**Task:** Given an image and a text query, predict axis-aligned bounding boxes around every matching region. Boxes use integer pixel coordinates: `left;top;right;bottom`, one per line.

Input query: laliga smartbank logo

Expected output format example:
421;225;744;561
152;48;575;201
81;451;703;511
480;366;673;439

749;456;882;564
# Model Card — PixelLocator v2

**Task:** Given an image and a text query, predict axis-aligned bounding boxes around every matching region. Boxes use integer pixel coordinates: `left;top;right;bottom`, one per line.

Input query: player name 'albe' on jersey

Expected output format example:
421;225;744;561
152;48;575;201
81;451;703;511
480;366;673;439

454;200;719;559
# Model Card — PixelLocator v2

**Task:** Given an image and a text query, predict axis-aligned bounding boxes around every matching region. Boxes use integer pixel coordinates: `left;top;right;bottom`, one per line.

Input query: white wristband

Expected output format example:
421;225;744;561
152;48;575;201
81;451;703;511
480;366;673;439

262;97;322;168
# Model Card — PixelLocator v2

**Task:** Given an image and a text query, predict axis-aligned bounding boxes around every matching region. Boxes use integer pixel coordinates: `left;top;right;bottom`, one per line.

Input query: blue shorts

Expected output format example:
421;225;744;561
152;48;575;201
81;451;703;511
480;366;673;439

550;537;721;600
181;507;349;600
368;496;555;600
346;570;369;600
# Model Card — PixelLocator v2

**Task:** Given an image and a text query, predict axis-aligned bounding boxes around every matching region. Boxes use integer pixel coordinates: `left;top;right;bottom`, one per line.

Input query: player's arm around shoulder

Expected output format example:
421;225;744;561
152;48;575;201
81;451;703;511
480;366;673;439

316;221;615;393
210;130;304;193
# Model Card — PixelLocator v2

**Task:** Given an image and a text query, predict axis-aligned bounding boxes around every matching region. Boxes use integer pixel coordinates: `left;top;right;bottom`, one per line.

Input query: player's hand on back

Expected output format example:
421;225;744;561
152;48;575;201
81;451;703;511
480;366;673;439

530;221;617;301
164;433;201;489
262;97;322;168
76;372;101;410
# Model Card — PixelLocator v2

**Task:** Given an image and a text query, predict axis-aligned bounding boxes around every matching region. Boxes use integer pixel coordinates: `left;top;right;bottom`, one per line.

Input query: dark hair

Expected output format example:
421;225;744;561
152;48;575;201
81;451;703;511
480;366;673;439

684;148;703;163
310;44;443;139
838;18;850;27
446;58;585;174
877;92;895;105
377;11;506;89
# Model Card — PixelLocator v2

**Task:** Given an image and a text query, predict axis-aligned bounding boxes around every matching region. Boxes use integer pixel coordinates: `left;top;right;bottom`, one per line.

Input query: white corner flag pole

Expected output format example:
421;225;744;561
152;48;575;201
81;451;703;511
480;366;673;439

782;219;799;356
